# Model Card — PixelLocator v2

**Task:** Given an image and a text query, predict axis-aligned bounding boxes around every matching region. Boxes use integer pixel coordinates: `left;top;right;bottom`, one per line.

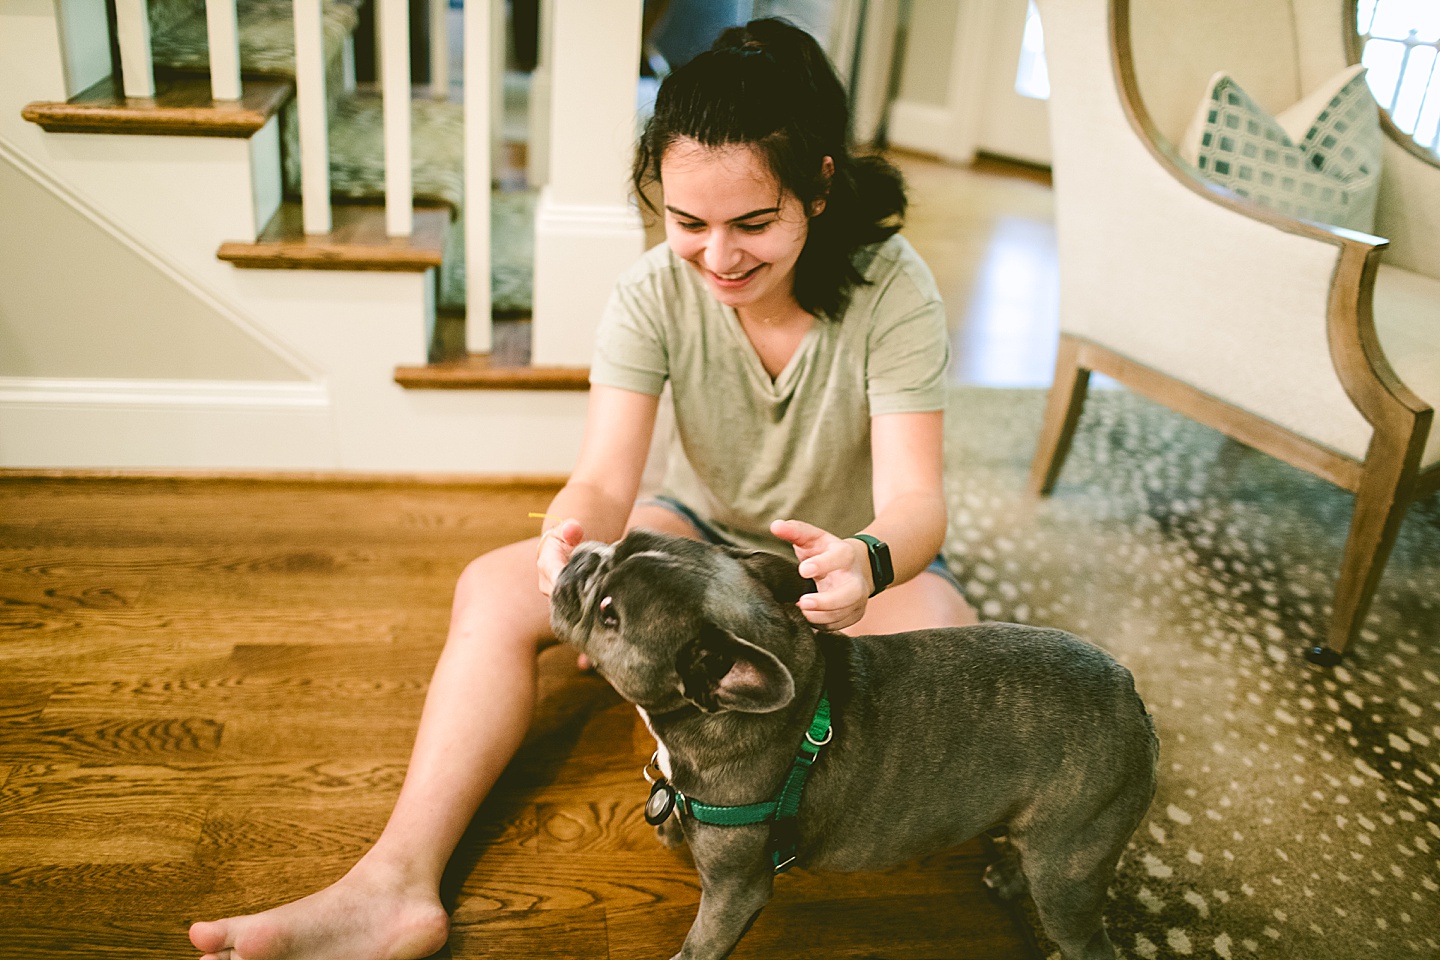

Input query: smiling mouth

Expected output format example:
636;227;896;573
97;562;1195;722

711;265;761;283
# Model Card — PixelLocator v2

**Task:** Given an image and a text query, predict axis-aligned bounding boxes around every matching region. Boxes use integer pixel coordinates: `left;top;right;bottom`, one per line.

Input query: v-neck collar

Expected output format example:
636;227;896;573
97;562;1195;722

721;304;821;399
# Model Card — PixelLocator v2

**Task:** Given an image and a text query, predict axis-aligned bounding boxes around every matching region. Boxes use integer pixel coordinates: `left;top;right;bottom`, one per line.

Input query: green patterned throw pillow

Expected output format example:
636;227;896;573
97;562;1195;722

1178;65;1382;233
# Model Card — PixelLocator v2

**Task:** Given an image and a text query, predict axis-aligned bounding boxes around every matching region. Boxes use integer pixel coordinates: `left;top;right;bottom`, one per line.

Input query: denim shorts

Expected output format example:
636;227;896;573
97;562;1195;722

640;494;966;597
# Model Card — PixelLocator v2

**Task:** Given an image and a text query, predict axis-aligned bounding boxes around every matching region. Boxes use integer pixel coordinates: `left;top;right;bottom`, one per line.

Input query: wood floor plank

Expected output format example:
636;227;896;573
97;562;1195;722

0;810;204;865
606;891;1028;960
0;760;409;817
0;716;224;765
450;850;703;915
195;806;390;862
0;859;216;899
0;918;198;960
0;576;146;610
0;682;54;721
42;667;429;718
448;905;610;959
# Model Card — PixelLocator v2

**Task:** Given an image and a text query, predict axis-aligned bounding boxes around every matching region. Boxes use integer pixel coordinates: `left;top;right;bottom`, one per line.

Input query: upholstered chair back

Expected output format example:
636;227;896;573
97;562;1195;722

1130;0;1305;151
1127;0;1439;278
1038;0;1375;460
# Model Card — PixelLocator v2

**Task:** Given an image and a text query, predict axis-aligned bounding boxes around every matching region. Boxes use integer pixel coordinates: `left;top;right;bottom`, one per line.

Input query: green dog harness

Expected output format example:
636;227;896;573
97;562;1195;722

643;692;833;874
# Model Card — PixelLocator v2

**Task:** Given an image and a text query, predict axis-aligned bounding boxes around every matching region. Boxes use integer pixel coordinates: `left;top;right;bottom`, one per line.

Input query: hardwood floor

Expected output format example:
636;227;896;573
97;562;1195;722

0;478;1039;959
0;156;1053;959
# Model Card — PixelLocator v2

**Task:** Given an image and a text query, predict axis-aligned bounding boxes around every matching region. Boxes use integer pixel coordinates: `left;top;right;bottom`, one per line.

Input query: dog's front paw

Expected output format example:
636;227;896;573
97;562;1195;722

655;815;686;849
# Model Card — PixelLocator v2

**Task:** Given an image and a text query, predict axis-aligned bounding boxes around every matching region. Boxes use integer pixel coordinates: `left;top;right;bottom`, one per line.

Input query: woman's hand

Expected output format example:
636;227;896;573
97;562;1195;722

770;519;872;631
536;518;586;597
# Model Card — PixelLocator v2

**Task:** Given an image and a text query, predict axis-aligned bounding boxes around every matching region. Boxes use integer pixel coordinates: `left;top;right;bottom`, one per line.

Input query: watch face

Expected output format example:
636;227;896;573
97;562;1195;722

856;535;894;595
874;540;894;587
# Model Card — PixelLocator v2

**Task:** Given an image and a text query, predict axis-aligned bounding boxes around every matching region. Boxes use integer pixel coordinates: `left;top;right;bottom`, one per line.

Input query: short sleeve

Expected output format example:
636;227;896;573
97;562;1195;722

589;266;670;397
864;260;949;416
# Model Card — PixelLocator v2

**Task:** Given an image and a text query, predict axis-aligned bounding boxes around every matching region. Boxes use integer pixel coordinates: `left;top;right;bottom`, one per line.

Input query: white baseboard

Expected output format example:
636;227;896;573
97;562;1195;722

0;377;335;468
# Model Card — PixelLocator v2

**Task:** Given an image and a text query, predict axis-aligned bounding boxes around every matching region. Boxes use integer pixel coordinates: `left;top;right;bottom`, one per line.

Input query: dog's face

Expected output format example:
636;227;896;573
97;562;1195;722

550;530;816;716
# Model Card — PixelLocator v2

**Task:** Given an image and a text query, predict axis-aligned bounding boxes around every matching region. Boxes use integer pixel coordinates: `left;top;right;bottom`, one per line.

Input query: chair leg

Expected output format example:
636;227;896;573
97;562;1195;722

1029;334;1092;496
1311;447;1421;662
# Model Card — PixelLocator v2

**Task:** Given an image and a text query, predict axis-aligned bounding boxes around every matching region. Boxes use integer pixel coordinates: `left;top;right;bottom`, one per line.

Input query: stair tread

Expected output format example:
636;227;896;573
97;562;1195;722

395;353;589;391
218;202;448;271
22;75;291;138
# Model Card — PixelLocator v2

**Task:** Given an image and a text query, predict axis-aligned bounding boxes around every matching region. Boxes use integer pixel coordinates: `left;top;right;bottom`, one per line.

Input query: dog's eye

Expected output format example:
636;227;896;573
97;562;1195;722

598;596;619;628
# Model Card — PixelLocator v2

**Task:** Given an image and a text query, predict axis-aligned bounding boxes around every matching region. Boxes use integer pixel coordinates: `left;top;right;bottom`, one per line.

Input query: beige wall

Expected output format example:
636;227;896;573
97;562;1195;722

0;156;304;381
897;0;959;106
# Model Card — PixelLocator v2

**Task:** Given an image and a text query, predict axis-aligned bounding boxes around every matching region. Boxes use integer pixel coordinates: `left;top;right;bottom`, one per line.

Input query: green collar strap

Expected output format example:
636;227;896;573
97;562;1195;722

644;692;833;874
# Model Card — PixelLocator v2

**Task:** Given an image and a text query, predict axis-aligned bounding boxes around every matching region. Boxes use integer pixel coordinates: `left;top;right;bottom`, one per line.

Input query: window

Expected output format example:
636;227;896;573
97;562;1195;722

1014;0;1049;101
1358;0;1440;157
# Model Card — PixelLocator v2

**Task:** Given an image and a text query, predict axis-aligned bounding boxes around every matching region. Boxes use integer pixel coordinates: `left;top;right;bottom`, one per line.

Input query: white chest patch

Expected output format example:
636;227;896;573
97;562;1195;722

636;706;672;778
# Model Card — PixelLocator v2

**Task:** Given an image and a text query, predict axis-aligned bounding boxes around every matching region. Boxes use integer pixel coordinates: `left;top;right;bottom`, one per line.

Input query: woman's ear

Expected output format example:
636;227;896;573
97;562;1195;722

810;156;835;217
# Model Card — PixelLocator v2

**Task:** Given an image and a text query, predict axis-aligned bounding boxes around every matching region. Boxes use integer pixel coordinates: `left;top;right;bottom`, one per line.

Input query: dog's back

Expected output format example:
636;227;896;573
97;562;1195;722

800;623;1158;875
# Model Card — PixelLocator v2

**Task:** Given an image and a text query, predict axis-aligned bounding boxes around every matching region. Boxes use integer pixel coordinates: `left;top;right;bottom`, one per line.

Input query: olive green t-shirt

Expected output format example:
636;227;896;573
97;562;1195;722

590;234;949;555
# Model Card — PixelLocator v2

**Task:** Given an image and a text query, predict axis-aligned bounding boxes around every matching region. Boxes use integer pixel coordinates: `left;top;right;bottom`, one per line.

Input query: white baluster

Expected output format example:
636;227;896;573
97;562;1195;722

531;0;646;367
526;0;553;188
464;0;493;352
490;0;505;179
380;0;414;237
205;0;243;100
293;0;332;234
430;0;449;100
114;0;156;98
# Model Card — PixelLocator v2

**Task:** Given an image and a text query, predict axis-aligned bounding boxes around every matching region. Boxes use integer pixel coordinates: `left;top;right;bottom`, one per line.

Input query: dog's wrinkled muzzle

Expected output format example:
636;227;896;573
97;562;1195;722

550;542;610;639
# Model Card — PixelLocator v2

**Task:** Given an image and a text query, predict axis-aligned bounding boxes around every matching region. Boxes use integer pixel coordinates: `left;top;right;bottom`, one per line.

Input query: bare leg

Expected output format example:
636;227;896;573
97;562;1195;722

189;537;555;960
190;505;709;960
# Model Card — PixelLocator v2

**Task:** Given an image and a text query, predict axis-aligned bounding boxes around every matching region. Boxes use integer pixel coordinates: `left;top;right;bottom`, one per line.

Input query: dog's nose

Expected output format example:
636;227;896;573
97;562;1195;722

565;546;603;583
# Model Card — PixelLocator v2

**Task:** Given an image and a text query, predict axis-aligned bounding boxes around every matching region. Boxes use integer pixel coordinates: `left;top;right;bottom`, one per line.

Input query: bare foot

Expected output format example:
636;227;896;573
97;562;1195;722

188;858;449;960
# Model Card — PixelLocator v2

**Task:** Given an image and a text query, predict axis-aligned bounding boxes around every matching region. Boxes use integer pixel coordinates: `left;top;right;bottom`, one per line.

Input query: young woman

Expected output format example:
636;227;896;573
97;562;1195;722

189;18;974;960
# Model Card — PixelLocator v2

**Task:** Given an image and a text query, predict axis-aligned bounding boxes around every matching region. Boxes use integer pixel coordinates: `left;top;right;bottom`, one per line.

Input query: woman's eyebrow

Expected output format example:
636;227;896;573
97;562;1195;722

665;205;781;223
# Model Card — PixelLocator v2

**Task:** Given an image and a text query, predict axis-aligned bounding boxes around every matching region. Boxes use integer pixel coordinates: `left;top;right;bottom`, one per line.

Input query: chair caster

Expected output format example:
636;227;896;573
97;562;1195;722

1305;645;1343;667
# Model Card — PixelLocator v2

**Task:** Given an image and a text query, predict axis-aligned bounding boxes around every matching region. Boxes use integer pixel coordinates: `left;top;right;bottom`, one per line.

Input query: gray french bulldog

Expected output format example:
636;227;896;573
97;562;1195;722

550;529;1158;960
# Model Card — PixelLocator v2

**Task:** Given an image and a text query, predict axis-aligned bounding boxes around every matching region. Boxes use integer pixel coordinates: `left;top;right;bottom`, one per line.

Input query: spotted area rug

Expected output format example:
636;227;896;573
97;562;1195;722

940;386;1440;960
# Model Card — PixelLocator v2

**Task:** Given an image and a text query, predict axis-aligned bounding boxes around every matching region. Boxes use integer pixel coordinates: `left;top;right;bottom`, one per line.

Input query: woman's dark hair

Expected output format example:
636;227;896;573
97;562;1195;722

632;17;907;319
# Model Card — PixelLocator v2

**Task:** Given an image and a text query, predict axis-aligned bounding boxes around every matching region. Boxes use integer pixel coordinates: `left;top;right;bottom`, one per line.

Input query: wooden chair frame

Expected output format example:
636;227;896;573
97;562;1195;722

1029;0;1440;661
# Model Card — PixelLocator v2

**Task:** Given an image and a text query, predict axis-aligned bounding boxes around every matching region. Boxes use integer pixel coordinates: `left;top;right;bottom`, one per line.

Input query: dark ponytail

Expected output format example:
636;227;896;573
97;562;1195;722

632;18;907;319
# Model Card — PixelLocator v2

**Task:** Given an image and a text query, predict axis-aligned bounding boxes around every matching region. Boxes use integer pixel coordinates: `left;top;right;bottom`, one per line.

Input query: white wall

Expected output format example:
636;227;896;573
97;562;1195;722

0;154;303;381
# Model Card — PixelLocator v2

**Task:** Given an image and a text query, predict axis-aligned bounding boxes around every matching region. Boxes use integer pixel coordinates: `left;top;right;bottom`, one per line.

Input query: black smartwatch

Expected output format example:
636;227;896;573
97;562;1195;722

851;534;894;597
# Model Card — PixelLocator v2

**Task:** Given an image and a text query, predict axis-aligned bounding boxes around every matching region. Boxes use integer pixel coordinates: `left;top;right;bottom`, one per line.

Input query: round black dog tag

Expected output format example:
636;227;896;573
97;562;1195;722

645;779;677;825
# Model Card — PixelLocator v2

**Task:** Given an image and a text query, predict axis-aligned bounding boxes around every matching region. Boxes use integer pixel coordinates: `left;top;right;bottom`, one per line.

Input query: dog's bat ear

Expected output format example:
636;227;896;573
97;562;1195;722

676;621;795;714
731;550;817;604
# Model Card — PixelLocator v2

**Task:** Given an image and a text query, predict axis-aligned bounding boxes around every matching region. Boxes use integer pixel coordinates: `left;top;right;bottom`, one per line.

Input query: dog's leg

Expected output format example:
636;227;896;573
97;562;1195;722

672;847;774;960
1013;810;1135;960
655;813;686;850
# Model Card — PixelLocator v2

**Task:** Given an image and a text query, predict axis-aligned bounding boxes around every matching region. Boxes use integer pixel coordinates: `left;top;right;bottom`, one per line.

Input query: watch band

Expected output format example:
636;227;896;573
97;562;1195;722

851;534;894;597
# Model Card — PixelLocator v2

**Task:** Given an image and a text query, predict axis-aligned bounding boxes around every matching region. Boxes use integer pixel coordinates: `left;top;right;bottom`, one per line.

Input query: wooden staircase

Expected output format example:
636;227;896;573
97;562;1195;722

20;0;588;395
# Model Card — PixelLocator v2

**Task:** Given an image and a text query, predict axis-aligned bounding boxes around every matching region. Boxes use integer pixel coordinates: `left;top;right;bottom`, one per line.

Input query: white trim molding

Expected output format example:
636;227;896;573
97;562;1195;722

0;377;329;407
0;378;337;469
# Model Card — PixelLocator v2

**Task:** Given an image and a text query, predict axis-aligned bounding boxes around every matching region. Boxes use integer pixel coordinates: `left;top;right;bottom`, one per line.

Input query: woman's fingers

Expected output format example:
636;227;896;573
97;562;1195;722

536;519;586;596
770;518;831;559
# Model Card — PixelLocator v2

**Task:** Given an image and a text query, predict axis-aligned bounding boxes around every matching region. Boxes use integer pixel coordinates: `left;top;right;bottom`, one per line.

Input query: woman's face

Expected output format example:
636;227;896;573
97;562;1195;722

659;138;818;318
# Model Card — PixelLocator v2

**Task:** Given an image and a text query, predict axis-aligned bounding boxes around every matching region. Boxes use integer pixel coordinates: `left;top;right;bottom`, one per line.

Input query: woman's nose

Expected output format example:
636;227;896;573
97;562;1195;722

703;230;740;273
